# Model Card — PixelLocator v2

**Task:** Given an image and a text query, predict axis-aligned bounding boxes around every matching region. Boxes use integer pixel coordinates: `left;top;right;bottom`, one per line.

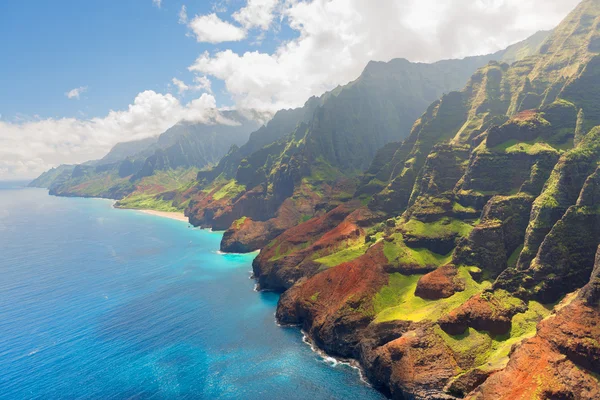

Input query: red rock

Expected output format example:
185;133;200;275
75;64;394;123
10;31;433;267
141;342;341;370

415;265;466;300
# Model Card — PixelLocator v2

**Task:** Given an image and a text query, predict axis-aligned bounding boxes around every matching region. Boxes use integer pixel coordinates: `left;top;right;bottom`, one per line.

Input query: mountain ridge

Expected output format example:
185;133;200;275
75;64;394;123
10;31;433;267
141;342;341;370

250;1;600;398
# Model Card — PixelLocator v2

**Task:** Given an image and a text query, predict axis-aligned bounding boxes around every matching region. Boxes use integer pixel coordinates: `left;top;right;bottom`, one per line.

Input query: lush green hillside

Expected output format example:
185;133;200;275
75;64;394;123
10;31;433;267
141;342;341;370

186;33;550;252
251;1;600;398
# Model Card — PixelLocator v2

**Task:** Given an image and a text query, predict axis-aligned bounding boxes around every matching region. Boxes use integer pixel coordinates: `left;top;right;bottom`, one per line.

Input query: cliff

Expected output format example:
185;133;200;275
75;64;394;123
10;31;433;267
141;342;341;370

185;34;549;254
254;1;600;398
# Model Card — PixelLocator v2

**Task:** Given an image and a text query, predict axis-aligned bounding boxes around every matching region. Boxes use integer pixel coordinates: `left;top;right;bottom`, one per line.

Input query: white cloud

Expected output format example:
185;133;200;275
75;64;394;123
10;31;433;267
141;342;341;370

172;78;190;94
190;0;580;112
153;0;162;8
0;91;219;179
188;13;247;43
233;0;279;30
3;0;581;180
193;75;213;93
178;5;188;24
66;86;87;100
171;76;213;95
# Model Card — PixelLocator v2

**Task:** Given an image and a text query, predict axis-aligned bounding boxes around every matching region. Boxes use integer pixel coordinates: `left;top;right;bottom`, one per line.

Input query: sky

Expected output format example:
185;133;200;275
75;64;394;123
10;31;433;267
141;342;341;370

0;0;582;180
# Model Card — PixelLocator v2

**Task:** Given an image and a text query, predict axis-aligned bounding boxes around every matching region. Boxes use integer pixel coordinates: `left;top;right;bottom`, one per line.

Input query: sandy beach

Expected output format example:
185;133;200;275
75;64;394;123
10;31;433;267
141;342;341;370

138;209;189;223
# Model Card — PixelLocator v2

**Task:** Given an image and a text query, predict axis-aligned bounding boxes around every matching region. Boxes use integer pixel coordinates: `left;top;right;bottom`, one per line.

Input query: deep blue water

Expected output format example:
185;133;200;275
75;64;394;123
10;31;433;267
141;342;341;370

0;184;385;399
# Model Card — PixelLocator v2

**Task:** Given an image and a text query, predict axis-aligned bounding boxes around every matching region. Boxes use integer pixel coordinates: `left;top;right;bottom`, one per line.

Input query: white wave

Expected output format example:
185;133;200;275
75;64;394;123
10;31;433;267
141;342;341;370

300;330;371;385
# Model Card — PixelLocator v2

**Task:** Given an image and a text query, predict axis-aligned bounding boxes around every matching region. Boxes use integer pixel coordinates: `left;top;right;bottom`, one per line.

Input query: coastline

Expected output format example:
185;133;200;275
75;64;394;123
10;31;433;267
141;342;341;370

39;190;386;398
137;209;189;223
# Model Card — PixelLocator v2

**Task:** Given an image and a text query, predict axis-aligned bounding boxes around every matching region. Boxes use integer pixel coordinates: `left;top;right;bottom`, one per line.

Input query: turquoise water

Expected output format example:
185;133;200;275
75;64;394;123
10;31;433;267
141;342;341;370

0;185;385;399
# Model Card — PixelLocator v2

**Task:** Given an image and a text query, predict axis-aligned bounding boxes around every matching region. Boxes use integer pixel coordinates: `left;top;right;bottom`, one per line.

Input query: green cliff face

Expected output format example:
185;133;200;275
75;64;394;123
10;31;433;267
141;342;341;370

255;2;600;399
188;39;551;251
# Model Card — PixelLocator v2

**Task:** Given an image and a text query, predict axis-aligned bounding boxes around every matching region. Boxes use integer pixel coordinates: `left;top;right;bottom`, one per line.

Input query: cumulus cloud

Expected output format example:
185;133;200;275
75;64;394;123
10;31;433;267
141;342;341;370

153;0;162;8
65;86;87;100
188;13;247;43
0;91;219;179
189;0;580;112
233;0;279;30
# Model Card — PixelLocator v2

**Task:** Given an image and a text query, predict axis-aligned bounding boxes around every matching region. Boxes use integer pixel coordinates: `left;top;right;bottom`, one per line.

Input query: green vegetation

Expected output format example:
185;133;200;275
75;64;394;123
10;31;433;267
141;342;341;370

310;158;342;182
116;194;182;212
507;245;523;267
374;267;492;322
314;244;369;268
436;300;552;371
383;235;453;266
116;168;198;211
452;202;476;214
436;326;494;367
402;218;474;239
492;138;567;155
299;214;312;223
232;216;248;229
212;180;246;201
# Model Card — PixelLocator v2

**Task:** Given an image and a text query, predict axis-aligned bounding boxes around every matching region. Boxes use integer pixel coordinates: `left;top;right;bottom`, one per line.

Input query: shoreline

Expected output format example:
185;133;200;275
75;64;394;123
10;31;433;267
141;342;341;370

137;209;189;223
44;192;381;397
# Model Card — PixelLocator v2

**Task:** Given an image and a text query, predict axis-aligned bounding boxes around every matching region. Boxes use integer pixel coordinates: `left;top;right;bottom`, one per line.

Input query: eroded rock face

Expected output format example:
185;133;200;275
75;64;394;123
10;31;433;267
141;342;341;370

454;195;534;278
366;324;460;400
470;265;600;399
415;265;466;300
276;243;389;356
439;291;527;336
220;191;321;253
254;4;600;398
253;204;383;291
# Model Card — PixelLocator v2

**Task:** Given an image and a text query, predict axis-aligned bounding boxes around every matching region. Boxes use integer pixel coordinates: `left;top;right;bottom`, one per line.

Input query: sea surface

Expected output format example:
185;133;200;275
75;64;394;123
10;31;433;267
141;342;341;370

0;183;385;400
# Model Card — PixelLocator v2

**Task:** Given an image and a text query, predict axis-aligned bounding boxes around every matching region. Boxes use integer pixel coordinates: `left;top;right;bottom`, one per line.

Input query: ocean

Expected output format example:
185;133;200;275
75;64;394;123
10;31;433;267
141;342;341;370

0;183;384;399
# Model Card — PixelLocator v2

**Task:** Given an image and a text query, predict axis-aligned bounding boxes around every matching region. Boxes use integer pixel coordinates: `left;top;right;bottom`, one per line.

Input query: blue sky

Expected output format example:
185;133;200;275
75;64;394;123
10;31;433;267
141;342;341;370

0;0;581;179
0;0;291;121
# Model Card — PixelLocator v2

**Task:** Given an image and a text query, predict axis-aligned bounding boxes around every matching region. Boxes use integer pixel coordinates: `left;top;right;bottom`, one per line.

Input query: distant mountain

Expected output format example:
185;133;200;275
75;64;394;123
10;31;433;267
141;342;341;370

97;136;159;166
32;110;262;201
135;112;261;180
28;165;75;188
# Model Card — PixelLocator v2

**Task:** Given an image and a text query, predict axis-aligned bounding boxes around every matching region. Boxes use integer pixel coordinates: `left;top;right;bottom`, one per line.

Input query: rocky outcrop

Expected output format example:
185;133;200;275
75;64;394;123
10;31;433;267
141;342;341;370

439;290;527;335
276;243;389;353
471;248;600;399
253;204;383;291
415;265;466;300
454;194;534;278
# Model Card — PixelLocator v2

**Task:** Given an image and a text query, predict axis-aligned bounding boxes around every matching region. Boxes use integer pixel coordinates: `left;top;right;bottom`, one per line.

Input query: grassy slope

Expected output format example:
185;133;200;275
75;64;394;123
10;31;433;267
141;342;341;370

116;168;199;212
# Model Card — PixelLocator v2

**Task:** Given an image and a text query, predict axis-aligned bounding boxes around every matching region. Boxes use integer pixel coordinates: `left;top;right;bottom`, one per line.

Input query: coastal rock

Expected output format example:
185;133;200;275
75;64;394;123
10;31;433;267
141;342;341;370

253;204;383;291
